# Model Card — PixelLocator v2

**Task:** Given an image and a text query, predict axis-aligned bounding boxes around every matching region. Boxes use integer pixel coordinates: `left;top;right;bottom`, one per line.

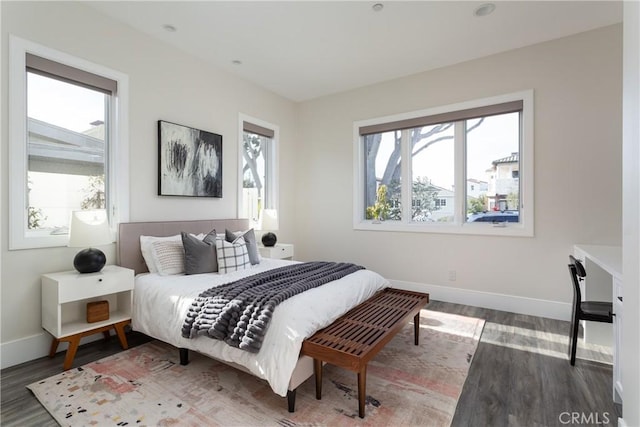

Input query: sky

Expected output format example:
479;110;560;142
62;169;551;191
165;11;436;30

28;72;105;133
376;112;519;189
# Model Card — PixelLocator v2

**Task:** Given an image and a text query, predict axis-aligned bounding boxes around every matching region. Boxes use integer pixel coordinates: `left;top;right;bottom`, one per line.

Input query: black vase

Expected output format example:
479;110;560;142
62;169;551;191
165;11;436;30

73;248;106;273
261;232;277;247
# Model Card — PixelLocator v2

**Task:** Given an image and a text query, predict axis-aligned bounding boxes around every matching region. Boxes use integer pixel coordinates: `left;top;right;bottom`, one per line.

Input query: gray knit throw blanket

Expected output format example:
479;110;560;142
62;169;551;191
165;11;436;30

181;261;364;353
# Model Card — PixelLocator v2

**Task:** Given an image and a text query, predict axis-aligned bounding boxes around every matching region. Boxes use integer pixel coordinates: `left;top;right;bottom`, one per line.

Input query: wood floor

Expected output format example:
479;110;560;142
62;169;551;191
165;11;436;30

430;301;621;427
1;301;621;427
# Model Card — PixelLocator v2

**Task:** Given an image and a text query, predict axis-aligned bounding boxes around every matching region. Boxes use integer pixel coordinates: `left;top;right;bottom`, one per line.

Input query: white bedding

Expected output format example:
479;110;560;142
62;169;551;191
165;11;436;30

132;258;389;396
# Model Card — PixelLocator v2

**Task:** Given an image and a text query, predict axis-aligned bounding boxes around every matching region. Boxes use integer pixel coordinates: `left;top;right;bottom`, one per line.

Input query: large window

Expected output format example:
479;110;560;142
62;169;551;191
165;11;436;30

9;36;129;249
354;91;533;236
238;116;278;227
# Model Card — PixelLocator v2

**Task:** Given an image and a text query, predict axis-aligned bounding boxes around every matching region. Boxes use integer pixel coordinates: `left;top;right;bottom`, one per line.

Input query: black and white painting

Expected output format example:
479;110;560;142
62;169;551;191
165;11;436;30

158;120;222;197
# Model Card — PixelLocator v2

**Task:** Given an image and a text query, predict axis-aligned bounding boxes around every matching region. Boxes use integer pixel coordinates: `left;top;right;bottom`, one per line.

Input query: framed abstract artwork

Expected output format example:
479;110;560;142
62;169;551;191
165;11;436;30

158;120;223;197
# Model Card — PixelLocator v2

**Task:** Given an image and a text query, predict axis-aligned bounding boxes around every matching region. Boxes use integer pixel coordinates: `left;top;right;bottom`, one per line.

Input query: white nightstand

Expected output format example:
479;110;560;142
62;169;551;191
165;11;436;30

259;243;294;260
41;265;134;370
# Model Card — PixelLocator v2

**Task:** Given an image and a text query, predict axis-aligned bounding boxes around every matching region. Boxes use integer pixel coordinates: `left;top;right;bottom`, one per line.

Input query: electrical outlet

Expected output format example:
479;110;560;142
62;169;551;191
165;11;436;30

448;270;456;281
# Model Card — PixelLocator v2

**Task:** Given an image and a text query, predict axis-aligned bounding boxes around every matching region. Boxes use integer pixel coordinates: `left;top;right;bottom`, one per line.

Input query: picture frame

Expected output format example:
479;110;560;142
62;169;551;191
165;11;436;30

158;120;223;197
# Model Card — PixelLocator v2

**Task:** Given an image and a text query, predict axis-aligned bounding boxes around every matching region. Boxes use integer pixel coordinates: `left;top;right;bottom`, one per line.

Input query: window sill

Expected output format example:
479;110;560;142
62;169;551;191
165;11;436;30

9;232;70;250
353;220;534;237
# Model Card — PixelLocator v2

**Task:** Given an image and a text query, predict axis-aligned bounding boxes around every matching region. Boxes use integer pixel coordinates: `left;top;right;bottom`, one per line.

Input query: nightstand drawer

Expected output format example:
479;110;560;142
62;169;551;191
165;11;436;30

275;244;294;259
43;266;134;303
259;244;294;260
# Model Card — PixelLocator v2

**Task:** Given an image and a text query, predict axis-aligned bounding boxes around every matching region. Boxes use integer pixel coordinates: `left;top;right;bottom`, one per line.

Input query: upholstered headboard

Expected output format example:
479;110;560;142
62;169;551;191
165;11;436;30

117;218;249;275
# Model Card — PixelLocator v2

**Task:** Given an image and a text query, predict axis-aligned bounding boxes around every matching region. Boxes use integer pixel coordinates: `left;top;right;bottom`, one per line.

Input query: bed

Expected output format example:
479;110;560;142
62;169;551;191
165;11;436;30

117;219;389;410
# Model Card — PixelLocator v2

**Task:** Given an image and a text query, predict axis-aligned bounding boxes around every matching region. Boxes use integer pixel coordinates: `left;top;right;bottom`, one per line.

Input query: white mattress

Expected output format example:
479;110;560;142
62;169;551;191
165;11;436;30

132;258;389;396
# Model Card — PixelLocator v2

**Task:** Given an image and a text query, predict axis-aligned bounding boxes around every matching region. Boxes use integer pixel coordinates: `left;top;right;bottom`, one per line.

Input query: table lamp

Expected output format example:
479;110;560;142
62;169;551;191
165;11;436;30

68;209;113;273
259;209;279;247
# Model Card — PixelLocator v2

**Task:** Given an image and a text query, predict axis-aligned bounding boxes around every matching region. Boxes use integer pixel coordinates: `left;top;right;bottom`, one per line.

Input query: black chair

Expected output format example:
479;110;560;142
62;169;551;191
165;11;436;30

567;255;613;365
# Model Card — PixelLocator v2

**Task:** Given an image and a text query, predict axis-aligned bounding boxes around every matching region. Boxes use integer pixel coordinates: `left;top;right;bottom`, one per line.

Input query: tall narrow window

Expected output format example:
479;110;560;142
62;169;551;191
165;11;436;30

354;91;533;236
465;113;520;219
364;130;402;221
410;123;455;223
239;117;278;227
26;56;112;234
10;36;129;249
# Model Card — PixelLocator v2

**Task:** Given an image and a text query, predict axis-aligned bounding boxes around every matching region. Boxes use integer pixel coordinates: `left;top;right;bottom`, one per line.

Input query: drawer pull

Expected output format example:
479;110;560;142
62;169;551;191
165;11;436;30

98;278;103;282
618;296;623;302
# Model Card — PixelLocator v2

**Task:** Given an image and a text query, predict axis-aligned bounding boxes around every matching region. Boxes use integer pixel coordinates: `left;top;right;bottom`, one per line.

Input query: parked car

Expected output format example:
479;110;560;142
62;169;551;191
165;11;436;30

467;211;519;223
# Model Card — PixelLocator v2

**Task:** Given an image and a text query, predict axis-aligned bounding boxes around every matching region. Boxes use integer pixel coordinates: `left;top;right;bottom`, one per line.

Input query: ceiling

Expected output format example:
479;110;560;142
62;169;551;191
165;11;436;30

86;1;622;102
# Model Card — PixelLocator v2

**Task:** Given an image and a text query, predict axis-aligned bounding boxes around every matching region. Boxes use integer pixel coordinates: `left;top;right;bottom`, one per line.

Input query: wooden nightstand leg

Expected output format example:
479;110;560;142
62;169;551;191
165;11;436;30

102;330;111;341
49;338;60;358
63;336;81;371
113;320;130;350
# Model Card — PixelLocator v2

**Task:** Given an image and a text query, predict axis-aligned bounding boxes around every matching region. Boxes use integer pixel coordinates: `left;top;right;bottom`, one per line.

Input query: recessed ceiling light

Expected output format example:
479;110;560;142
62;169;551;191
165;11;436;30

372;3;383;12
162;24;177;32
474;3;496;17
232;60;242;65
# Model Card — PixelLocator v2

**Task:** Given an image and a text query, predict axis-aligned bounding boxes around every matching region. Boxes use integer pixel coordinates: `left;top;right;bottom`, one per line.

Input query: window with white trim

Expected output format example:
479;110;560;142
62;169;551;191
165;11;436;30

354;91;533;236
238;116;278;227
9;36;129;249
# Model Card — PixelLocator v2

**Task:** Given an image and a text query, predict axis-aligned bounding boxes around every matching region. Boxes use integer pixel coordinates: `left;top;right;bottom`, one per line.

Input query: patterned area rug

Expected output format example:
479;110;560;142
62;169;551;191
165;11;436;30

28;309;484;426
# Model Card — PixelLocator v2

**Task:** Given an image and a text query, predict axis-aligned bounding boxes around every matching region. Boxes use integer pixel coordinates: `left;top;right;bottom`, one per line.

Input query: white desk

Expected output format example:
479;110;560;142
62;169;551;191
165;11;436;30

574;245;622;281
573;244;623;404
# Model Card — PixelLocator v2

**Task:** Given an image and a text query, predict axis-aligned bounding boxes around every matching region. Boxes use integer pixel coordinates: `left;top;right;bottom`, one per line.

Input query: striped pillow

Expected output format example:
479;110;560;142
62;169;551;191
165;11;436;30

150;239;185;275
216;236;250;274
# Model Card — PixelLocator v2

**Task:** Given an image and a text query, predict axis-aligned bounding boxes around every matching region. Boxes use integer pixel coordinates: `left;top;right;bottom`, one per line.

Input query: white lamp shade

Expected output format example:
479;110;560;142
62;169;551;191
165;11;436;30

68;210;113;247
258;209;279;231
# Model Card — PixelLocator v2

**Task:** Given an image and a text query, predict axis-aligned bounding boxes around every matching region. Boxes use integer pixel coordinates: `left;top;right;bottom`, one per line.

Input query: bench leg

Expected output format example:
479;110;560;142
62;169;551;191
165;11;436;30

314;358;323;400
179;348;190;365
358;365;367;418
287;389;296;412
414;312;420;345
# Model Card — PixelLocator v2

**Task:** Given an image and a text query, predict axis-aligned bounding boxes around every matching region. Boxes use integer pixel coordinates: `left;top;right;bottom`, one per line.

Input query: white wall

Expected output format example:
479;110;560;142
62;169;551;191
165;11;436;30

621;2;640;426
0;1;297;367
295;25;622;315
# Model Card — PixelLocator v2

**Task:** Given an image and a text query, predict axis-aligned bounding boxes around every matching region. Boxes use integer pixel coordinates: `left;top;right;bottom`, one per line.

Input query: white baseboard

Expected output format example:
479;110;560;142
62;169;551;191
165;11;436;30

389;279;572;321
1;331;107;370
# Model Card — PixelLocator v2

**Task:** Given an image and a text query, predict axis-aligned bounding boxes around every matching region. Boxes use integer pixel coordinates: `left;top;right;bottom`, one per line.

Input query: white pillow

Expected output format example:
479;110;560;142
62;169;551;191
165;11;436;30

140;233;203;274
140;235;181;273
150;239;185;275
216;236;250;274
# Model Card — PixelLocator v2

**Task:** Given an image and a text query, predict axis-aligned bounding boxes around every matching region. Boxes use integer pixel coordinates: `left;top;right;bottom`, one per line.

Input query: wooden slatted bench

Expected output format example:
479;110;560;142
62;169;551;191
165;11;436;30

301;288;429;418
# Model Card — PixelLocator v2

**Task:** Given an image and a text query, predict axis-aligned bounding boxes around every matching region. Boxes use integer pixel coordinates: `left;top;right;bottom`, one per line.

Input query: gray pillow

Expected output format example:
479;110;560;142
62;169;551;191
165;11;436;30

225;228;260;265
182;229;218;274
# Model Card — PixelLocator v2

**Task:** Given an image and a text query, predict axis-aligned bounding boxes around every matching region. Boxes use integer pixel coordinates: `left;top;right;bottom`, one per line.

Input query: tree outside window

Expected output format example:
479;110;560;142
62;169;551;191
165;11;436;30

240;119;277;227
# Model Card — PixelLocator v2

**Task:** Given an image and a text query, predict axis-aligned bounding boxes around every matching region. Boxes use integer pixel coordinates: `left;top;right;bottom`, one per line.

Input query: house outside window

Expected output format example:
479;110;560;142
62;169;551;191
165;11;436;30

9;36;129;249
487;152;520;211
239;115;278;227
353;90;534;236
